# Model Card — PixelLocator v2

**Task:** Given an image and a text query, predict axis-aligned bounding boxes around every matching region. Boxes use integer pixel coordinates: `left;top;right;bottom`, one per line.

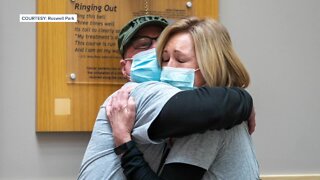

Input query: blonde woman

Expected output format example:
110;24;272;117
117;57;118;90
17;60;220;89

107;17;259;180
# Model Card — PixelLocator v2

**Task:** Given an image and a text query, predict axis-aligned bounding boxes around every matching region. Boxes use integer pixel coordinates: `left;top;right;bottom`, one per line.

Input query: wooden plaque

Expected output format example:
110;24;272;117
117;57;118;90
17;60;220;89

37;0;219;132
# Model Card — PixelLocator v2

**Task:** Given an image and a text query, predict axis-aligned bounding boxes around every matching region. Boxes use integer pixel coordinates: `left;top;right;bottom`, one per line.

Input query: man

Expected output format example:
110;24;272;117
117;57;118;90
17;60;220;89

78;15;255;180
78;16;170;180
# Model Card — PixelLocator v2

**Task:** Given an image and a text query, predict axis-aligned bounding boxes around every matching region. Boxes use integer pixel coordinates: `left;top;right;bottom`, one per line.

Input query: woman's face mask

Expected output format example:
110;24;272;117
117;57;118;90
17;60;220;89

160;66;200;90
125;48;161;83
159;32;205;89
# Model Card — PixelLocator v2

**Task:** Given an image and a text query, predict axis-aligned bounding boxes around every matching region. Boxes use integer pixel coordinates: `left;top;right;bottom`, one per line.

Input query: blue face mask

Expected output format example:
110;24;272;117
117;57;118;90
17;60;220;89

160;67;199;90
127;48;161;83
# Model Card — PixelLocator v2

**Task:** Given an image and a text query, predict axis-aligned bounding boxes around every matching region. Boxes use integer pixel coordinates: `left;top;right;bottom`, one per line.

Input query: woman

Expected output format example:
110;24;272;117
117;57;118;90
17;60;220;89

107;17;259;179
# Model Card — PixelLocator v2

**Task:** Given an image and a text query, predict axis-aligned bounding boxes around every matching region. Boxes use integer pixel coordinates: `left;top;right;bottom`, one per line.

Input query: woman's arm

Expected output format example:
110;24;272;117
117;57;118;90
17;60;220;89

149;87;254;140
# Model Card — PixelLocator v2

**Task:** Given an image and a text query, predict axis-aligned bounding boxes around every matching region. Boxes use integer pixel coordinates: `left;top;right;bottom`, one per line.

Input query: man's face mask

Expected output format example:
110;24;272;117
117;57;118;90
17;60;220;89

160;66;200;90
125;48;161;83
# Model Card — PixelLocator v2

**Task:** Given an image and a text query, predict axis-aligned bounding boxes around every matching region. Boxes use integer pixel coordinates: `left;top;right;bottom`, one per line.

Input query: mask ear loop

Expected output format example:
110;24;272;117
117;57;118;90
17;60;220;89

123;58;133;81
124;72;131;81
193;68;205;88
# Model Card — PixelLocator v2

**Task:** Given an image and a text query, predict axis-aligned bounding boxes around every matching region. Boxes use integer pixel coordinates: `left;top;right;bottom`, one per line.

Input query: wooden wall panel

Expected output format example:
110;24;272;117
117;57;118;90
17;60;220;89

37;0;219;132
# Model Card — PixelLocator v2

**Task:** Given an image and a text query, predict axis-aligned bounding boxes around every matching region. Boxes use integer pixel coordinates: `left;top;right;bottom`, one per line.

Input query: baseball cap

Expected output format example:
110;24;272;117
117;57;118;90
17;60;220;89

118;15;168;57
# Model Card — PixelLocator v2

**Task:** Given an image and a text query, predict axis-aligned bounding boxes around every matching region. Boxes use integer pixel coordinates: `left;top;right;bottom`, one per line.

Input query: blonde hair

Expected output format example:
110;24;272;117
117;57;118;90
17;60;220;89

157;17;250;88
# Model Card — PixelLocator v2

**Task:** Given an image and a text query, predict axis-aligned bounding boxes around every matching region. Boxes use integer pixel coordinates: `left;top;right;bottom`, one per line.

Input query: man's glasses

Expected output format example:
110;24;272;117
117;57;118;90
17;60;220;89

130;36;158;50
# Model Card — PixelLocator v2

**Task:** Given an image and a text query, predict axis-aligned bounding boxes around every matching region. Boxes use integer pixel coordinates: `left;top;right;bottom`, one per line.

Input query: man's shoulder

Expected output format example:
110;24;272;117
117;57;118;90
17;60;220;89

100;81;180;107
100;82;137;106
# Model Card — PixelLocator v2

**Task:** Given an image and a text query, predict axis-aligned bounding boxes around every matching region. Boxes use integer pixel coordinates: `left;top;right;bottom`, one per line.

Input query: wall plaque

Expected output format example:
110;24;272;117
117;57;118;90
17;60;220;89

37;0;218;132
66;0;195;84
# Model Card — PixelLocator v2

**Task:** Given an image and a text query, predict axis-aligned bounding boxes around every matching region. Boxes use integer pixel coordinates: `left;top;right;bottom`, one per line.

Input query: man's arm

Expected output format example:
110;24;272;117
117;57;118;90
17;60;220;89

111;88;252;180
107;86;206;180
78;103;126;180
107;85;254;180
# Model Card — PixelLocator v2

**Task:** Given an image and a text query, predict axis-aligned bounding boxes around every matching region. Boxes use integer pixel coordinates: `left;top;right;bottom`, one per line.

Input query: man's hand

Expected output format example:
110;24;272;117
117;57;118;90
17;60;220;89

248;106;256;135
106;86;136;147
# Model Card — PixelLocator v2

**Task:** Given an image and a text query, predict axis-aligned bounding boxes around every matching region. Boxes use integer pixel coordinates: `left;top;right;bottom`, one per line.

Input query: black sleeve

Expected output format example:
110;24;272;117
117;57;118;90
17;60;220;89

160;163;205;180
121;142;205;180
149;87;253;140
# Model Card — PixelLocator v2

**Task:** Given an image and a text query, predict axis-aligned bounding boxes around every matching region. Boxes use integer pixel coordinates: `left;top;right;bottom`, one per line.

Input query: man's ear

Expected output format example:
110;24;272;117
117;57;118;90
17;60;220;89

120;59;128;77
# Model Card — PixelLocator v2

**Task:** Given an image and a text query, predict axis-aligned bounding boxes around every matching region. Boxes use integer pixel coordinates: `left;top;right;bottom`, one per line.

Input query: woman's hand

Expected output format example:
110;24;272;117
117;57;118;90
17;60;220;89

107;86;136;147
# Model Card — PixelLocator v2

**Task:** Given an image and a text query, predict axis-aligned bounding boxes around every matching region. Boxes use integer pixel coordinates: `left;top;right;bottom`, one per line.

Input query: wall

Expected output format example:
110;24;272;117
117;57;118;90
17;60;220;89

220;0;320;175
0;0;319;179
0;1;90;179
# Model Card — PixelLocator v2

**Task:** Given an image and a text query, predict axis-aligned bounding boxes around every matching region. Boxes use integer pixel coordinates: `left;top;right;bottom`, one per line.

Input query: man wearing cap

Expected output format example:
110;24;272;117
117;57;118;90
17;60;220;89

78;15;170;180
78;15;255;180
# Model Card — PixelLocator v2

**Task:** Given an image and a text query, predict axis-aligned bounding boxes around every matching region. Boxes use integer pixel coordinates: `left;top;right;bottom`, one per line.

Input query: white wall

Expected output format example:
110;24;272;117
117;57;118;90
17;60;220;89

220;0;320;174
0;0;319;179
